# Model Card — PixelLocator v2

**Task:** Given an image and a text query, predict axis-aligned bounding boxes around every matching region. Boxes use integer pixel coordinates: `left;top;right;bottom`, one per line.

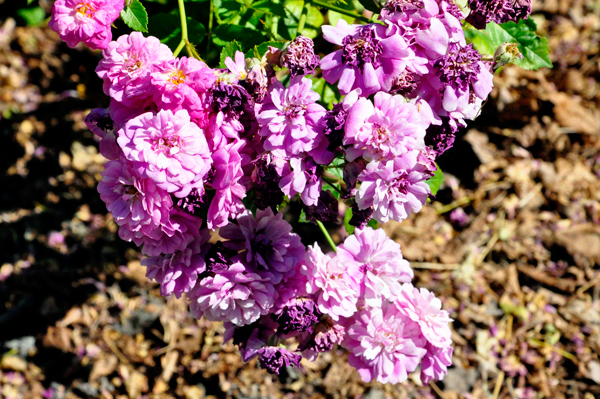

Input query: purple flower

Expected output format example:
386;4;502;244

343;302;427;384
143;230;211;297
49;0;123;50
258;346;302;374
356;151;433;223
299;317;345;361
395;284;453;348
251;154;285;211
224;50;247;81
97;158;171;246
139;206;203;256
258;76;326;159
281;36;320;77
85;108;120;160
96;32;174;108
273;298;320;334
337;226;413;307
389;69;418;97
349;204;374;229
320;20;411;96
466;0;532;30
322;89;360;153
303;190;339;224
150;57;215;113
189;262;276;326
220;208;305;284
279;156;323;207
209;80;252;118
425;115;461;155
117;108;212;198
301;243;359;320
344;92;429;162
204;241;235;274
420;343;453;385
207;140;247;229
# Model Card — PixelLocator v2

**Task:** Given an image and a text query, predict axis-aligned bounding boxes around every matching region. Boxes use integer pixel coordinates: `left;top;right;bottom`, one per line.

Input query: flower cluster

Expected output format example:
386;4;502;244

58;0;535;384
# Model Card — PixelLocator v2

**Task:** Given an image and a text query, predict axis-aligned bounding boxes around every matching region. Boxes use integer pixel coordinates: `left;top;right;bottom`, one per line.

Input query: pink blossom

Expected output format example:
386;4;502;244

420;343;453;384
85;108;121;160
356;151;432;223
96;32;174;108
117;108;212;198
143;230;211;297
138;206;203;257
336;226;413;307
344;92;429;162
207;140;247;229
220;208;305;284
278;156;322;206
343;302;427;384
320;20;411;96
224;51;247;80
49;0;123;50
257;76;326;159
301;243;359;320
395;284;453;348
188;262;276;326
97;158;172;246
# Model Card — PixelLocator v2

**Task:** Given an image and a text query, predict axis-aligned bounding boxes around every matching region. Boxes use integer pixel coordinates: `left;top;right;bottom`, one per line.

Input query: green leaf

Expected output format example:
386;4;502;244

148;12;206;51
465;19;552;70
283;0;324;39
251;0;287;17
212;24;267;50
219;40;243;68
299;209;309;223
356;0;380;13
366;218;379;229
426;163;444;196
120;0;148;32
245;40;286;60
344;207;355;235
27;0;36;5
17;7;45;26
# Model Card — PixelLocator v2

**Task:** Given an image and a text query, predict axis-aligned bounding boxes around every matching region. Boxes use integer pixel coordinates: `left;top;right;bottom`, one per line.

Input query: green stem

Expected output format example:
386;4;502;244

206;0;214;56
173;0;188;57
296;0;310;37
317;220;337;253
311;0;372;23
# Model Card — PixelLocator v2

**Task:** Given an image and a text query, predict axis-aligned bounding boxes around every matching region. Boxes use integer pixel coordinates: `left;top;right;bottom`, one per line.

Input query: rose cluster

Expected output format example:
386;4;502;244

49;0;531;386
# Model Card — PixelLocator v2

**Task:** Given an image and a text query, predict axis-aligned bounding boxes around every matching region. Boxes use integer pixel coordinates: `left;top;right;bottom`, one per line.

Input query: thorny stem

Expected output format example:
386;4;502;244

311;0;373;23
317;220;337;253
173;0;188;57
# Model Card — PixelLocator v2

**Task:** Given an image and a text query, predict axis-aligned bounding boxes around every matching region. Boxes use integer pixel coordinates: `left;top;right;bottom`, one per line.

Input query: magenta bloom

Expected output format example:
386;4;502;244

343;303;427;384
356;151;433;223
49;0;123;50
207;140;247;229
395;284;453;348
279;157;322;206
301;244;359;320
143;230;211;297
96;32;174;108
97;158;172;246
320;20;411;96
337;227;413;307
344;92;429;162
220;208;305;284
85;108;120;160
117;108;212;198
257;76;326;159
150;57;215;113
138;207;203;256
188;262;276;326
420;343;453;384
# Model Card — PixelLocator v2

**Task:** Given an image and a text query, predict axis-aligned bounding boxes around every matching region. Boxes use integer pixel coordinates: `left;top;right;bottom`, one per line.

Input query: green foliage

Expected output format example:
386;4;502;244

149;12;206;51
344;207;355;234
219;40;243;68
283;0;324;39
17;7;45;27
212;24;267;49
426;164;444;196
465;18;552;70
120;0;148;32
356;0;380;13
245;40;286;60
299;209;309;223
